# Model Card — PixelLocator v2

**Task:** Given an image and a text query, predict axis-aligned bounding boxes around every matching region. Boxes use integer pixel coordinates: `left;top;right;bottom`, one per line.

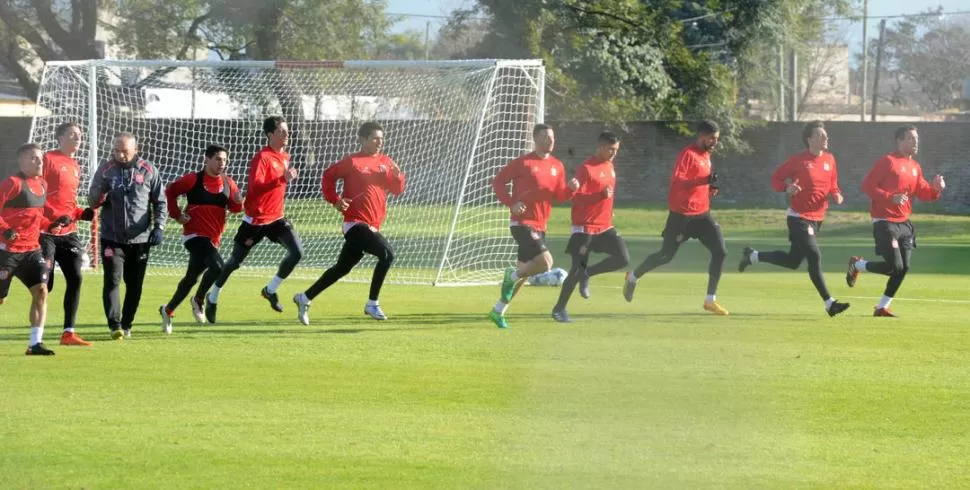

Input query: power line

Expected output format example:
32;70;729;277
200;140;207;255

823;9;970;21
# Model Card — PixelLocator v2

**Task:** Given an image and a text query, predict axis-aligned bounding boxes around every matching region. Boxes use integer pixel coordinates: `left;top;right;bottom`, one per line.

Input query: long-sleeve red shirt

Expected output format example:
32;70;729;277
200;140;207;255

862;152;941;222
770;150;841;221
42;150;85;236
166;171;243;246
668;145;713;216
571;156;616;234
321;152;405;231
492;152;571;232
244;146;290;225
0;173;50;253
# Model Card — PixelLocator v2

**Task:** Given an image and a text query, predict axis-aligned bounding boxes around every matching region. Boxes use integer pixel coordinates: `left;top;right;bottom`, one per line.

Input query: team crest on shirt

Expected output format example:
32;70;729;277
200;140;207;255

134;173;144;184
611;170;616;178
599;171;605;178
531;166;539;173
550;167;558;176
823;163;830;171
912;168;917;177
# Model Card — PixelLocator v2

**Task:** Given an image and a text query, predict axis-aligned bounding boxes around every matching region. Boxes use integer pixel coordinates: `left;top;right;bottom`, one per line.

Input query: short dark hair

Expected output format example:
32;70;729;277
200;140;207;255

598;131;620;145
55;122;79;139
895;125;917;141
205;144;228;159
357;121;384;139
533;123;553;138
697;120;719;135
263;116;286;135
802;121;825;148
17;142;41;157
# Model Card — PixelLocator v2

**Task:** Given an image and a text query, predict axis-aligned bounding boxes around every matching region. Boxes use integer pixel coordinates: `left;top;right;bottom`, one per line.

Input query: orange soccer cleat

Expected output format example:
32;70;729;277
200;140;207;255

704;301;729;316
60;331;92;346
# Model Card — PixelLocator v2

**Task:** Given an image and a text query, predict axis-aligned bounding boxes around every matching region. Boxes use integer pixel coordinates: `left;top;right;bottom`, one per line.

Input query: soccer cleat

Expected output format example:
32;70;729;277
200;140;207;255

703;301;729;316
846;256;862;288
488;310;510;329
204;297;217;324
293;293;311;326
826;300;851;317
739;246;754;273
159;305;173;335
190;297;205;324
578;268;591;299
60;331;91;346
873;307;897;317
551;309;572;323
25;343;55;356
111;329;124;340
500;267;516;303
261;286;284;313
364;304;387;321
622;272;637;302
123;329;132;339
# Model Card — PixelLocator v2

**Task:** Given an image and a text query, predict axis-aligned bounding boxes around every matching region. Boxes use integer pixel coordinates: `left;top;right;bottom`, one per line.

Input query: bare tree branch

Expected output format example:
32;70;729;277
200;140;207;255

174;10;212;60
70;0;82;34
30;0;77;54
0;2;61;61
1;40;39;99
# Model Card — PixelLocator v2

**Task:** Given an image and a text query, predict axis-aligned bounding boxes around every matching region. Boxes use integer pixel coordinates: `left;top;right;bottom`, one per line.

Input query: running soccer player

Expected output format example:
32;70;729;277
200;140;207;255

845;125;945;317
206;116;303;321
738;121;850;317
160;144;243;332
293;122;405;324
623;120;729;315
40;122;96;345
490;123;576;329
551;131;629;323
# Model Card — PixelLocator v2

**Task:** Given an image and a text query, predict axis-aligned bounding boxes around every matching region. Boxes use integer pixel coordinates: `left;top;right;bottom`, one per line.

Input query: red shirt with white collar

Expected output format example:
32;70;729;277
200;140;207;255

321;152;405;231
571;156;616;234
244;146;290;225
668;145;713;216
492;152;571;232
862;152;940;222
42;150;85;235
770;150;841;222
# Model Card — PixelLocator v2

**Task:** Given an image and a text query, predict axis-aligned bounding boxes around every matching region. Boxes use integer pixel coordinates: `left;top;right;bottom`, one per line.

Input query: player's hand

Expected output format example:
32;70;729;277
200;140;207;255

603;186;613;198
2;228;18;241
79;207;95;221
785;179;801;196
511;201;526;215
891;193;909;205
832;192;844;205
708;172;718;185
176;214;191;225
568;178;580;192
284;167;298;182
148;227;164;246
709;185;719;198
933;174;946;191
334;198;352;212
48;216;72;233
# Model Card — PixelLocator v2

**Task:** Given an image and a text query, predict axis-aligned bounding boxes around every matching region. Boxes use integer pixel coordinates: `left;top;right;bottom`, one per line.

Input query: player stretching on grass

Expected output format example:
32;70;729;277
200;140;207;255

845;125;945;317
293;122;405;324
551;131;629;323
160;144;243;332
490;124;576;329
738;121;850;317
623;120;729;315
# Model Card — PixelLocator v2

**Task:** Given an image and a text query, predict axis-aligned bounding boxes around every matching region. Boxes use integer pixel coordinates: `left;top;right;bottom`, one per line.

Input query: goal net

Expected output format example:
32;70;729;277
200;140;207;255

29;59;545;285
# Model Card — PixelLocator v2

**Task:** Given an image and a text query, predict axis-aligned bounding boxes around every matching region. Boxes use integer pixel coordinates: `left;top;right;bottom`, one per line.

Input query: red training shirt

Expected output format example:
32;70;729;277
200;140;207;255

492;152;571;232
244;146;290;225
42;150;85;236
0;173;50;253
668;145;714;216
770;150;841;222
862;151;941;222
571;156;616;234
321;152;405;231
165;171;243;246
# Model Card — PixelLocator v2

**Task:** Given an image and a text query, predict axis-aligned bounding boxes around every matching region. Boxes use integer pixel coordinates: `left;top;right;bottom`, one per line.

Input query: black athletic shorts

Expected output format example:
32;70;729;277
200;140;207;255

873;219;916;256
786;216;822;247
661;211;721;244
0;248;48;299
40;232;85;263
565;227;627;257
232;218;298;249
510;225;548;263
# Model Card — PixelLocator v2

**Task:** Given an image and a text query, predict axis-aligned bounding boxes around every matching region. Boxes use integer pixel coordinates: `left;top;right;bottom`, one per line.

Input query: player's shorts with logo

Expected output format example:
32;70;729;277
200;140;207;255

786;216;822;249
510;225;548;263
0;248;48;298
660;211;722;245
232;218;299;249
565;227;626;258
872;219;916;256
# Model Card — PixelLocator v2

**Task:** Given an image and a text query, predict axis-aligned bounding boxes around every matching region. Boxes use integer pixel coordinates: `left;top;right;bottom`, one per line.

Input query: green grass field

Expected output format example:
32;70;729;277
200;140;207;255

2;208;969;489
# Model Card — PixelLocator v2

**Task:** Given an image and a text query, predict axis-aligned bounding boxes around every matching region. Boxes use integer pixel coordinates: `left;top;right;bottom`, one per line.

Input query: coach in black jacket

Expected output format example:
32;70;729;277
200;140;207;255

88;132;166;339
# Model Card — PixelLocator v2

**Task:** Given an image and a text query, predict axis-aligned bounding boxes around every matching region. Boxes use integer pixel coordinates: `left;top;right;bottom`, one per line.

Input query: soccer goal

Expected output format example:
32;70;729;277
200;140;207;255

29;59;545;286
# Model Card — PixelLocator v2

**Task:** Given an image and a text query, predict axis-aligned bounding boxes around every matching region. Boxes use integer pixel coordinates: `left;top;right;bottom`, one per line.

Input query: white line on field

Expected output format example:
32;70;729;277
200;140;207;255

587;285;970;304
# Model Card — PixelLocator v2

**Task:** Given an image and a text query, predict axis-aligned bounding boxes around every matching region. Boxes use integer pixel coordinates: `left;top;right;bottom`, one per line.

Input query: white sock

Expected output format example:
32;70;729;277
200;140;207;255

494;300;509;315
824;298;835;310
877;295;893;309
208;285;222;303
29;325;44;346
750;250;759;263
706;294;716;303
855;259;867;272
367;299;379;307
510;270;520;281
626;271;637;283
63;327;74;333
296;292;310;304
266;276;284;294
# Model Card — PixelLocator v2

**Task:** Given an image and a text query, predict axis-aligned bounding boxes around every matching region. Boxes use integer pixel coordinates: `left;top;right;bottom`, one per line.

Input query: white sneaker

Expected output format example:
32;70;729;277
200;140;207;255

123;329;132;339
159;305;172;335
364;303;387;321
293;293;311;326
190;297;205;324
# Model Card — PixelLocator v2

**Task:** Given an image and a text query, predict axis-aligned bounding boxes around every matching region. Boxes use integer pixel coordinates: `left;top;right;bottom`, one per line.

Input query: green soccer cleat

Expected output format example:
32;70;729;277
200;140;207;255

500;267;516;303
488;310;510;329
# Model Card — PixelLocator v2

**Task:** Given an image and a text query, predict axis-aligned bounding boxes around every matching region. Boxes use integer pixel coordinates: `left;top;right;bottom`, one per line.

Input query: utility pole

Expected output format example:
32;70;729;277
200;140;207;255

871;19;888;122
860;0;868;121
425;21;431;60
788;49;799;121
778;44;785;121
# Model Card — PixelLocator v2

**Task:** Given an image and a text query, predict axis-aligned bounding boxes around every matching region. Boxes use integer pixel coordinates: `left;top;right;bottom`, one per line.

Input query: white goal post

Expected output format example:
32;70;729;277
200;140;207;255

29;59;545;286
